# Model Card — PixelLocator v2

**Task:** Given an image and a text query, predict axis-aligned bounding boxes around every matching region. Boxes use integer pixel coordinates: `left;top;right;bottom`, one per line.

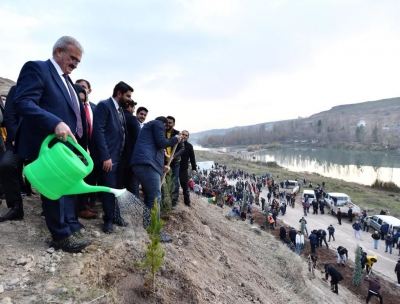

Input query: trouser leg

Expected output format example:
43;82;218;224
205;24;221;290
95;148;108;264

0;150;24;208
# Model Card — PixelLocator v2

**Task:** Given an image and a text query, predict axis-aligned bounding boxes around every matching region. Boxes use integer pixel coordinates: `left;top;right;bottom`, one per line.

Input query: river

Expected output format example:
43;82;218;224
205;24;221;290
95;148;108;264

194;145;400;187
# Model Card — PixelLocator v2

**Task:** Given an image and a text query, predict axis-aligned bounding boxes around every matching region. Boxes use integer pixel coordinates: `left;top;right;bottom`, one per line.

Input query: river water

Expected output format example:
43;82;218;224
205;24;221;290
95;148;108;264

194;145;400;187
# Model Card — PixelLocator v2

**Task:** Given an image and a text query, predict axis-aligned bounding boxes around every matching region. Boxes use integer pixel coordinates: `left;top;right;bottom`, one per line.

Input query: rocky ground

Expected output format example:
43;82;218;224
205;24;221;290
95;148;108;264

0;189;367;304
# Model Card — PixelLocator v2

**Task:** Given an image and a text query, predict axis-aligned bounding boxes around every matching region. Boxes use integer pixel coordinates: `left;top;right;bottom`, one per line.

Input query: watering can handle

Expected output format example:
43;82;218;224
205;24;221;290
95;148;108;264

39;134;94;172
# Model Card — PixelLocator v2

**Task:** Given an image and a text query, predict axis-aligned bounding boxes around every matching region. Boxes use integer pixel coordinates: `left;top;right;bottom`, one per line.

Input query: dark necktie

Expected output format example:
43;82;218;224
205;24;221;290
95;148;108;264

63;74;83;138
118;107;126;153
84;103;92;138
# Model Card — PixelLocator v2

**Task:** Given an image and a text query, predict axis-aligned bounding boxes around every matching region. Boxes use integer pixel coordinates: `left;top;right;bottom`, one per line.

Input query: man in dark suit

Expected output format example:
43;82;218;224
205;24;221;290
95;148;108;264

122;100;140;196
0;86;25;222
13;36;91;252
91;81;133;233
75;79;99;211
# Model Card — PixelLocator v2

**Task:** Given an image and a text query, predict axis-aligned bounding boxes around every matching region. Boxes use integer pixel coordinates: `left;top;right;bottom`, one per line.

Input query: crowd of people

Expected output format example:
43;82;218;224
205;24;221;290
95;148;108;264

0;36;199;251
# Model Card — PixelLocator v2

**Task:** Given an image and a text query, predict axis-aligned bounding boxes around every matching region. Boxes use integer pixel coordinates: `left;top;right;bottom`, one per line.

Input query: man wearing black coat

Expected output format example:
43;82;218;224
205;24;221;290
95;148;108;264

309;230;318;253
324;263;343;294
165;116;185;209
279;226;287;240
122;100;140;196
289;227;297;245
178;130;196;207
0;86;25;222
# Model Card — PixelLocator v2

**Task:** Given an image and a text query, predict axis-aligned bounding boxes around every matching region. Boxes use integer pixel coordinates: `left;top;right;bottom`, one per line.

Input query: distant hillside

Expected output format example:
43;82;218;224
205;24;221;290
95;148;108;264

0;77;16;95
196;97;400;148
191;121;276;141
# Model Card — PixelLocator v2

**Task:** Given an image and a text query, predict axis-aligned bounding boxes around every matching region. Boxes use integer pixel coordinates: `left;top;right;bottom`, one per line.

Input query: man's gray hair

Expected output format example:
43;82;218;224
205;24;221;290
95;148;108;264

52;36;84;55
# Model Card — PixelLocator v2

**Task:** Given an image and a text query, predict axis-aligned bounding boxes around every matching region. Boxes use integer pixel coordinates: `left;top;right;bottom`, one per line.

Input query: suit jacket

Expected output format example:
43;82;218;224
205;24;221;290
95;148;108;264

91;97;126;164
3;85;18;150
123;109;140;167
130;120;178;176
14;60;88;160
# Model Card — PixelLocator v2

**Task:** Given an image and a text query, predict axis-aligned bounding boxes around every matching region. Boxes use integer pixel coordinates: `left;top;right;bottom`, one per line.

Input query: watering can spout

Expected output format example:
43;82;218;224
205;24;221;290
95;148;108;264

64;181;125;197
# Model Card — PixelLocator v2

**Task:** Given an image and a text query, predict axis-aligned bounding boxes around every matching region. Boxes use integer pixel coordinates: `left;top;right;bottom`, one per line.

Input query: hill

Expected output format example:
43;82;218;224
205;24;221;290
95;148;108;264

195;97;400;148
0;77;16;96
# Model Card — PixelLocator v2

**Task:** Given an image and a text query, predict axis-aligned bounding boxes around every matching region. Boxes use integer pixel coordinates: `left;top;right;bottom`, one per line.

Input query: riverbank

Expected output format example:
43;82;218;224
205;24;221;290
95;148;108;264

196;150;400;217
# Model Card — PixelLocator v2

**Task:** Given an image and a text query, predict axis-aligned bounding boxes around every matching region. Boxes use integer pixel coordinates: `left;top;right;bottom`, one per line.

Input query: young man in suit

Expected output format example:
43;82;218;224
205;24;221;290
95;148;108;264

122;100;140;196
91;81;133;233
0;86;25;222
13;36;91;252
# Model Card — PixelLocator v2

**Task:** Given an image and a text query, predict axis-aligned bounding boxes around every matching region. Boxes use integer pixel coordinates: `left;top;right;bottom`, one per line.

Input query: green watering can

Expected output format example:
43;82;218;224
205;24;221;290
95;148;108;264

24;135;126;200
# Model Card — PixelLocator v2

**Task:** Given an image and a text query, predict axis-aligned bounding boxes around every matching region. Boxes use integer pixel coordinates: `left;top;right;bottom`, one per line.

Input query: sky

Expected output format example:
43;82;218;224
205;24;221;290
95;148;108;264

1;0;400;133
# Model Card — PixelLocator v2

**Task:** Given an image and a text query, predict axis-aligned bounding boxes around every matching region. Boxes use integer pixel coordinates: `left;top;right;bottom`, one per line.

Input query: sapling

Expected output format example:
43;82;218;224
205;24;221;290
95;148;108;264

136;201;165;292
352;244;363;286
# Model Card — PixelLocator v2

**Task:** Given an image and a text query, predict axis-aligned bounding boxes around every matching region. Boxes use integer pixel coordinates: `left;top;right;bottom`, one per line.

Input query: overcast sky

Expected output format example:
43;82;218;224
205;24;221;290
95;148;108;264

1;0;400;133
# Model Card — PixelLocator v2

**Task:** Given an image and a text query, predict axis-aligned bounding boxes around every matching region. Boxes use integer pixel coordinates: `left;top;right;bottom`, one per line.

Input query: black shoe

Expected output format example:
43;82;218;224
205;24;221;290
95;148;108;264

0;207;24;222
50;235;91;253
103;221;113;233
160;231;172;243
113;216;129;227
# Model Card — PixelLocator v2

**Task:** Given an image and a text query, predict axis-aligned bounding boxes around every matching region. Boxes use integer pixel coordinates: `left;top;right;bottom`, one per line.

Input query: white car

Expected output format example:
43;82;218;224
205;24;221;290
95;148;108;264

369;215;400;232
324;192;351;206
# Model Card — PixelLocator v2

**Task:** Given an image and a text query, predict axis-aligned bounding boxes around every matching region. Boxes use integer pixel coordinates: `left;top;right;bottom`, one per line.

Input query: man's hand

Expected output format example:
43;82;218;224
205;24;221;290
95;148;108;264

175;134;182;143
54;122;76;143
164;165;170;173
103;159;112;172
192;170;197;174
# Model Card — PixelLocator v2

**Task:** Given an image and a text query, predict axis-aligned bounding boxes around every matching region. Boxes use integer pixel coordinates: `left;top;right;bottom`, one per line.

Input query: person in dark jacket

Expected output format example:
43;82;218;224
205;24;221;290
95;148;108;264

364;276;383;304
348;207;353;222
312;199;318;214
279;226;287;240
318;229;329;249
289;227;297;245
309;230;318;253
372;231;380;249
315;229;322;248
324;264;343;294
337;246;348;266
165;116;185;209
337;208;342;225
178;130;197;207
327;225;335;242
395;259;400;286
352;221;363;240
319;199;325;214
385;233;393;254
122;100;140;196
0;86;25;222
380;222;389;240
130;117;182;242
361;251;367;270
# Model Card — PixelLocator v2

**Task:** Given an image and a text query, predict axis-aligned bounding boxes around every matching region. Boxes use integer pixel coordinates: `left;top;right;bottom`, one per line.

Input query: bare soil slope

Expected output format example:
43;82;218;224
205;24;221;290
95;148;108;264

0;192;364;304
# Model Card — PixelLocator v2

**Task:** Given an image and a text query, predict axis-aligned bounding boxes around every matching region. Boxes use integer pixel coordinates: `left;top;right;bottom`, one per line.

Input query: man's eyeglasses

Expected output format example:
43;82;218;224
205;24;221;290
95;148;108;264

63;50;80;65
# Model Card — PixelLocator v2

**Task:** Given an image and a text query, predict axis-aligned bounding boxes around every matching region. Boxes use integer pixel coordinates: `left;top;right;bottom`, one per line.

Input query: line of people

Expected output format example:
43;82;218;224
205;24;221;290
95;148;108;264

0;36;198;252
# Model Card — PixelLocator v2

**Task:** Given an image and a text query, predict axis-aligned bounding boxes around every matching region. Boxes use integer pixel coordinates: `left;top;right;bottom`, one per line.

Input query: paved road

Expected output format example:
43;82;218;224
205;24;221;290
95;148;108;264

226;180;398;282
257;187;398;282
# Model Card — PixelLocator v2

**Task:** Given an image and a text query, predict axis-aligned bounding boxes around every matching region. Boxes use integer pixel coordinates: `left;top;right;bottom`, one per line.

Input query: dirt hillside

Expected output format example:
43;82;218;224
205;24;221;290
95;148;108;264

0;188;365;304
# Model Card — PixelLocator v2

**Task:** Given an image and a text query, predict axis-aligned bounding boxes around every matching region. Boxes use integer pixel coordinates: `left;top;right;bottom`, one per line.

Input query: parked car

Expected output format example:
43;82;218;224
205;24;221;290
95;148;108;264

286;180;300;194
324;192;351;207
369;215;400;232
301;189;315;204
